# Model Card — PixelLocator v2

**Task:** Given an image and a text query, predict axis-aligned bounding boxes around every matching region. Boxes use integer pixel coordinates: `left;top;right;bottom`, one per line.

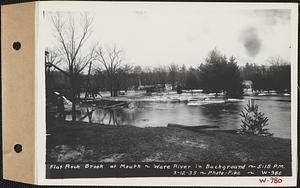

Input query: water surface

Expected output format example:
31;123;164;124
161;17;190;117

71;95;291;139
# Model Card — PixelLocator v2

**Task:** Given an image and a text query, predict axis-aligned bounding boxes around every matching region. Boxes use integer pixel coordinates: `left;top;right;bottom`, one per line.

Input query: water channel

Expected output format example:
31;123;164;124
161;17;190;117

69;95;291;139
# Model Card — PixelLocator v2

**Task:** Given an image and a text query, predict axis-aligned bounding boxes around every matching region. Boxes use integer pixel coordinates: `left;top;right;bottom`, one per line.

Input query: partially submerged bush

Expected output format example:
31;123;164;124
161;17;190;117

238;99;273;136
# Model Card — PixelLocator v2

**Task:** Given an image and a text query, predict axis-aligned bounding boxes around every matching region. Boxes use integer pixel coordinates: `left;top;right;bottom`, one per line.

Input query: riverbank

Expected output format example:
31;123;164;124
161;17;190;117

81;92;291;106
46;120;291;163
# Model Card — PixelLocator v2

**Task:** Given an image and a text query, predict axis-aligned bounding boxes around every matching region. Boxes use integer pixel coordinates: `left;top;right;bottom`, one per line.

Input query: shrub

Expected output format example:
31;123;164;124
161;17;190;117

238;99;273;136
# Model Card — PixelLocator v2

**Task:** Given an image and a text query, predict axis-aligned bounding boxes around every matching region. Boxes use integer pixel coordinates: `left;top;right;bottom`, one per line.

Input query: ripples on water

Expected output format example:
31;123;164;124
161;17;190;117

72;96;291;139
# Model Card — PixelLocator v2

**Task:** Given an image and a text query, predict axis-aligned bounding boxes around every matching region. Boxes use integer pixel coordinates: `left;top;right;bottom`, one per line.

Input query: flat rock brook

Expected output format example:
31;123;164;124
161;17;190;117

66;95;291;139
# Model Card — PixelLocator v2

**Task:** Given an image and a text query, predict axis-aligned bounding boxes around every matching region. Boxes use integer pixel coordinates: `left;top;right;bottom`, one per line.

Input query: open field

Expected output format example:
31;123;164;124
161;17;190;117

46;120;291;163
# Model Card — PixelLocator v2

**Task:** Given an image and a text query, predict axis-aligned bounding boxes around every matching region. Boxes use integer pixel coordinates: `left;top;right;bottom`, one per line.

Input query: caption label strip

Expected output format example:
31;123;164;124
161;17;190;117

46;162;291;178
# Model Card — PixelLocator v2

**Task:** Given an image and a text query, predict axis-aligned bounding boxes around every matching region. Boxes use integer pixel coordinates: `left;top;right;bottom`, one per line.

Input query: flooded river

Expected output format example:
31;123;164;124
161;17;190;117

72;95;291;139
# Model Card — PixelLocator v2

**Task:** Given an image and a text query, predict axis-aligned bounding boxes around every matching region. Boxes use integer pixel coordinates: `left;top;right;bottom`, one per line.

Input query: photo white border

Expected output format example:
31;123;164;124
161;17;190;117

35;1;298;186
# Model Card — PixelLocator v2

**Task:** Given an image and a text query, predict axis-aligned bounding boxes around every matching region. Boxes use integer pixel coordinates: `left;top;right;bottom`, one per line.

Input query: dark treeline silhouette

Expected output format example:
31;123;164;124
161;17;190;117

47;49;291;100
240;58;290;92
199;50;243;97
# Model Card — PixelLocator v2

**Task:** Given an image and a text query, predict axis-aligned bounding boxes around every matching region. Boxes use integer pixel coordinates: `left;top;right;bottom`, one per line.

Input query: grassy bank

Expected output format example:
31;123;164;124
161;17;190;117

46;120;291;163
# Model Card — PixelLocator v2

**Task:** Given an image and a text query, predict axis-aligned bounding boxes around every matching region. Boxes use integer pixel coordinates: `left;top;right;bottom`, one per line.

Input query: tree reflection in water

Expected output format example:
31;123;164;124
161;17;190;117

201;103;242;121
69;97;291;139
78;106;126;126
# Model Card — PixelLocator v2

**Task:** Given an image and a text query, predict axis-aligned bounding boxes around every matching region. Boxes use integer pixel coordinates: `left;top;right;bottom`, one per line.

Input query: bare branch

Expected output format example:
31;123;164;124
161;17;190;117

46;62;69;77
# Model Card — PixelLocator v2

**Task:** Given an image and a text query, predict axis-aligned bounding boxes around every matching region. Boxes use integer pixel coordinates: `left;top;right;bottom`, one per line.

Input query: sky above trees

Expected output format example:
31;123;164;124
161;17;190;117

43;2;292;68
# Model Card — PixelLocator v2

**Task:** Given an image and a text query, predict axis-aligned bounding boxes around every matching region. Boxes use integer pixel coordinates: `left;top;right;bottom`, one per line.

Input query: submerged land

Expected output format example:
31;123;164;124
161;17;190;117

46;120;291;163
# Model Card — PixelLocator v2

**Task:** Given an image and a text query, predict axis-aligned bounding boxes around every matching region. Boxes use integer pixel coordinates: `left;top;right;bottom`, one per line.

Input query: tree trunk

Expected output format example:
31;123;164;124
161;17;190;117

113;89;118;97
70;74;77;121
110;76;114;97
110;78;118;97
71;89;76;121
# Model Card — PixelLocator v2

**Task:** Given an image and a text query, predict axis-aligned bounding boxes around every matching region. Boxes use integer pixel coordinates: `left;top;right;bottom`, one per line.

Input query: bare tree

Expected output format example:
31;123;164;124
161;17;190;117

95;45;125;97
267;56;289;66
45;48;61;71
168;63;179;90
45;48;62;92
49;12;97;121
115;64;133;92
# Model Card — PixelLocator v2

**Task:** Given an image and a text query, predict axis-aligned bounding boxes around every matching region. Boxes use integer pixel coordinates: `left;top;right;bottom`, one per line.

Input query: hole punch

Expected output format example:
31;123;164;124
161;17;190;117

14;144;22;153
12;41;21;50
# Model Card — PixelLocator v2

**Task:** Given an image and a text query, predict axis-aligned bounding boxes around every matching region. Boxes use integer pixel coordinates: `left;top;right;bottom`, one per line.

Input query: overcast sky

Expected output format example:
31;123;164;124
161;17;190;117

44;3;292;68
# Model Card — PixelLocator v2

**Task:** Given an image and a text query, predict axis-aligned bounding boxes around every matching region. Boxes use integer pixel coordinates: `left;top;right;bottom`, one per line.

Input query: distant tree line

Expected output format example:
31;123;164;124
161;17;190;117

240;57;290;92
47;48;291;99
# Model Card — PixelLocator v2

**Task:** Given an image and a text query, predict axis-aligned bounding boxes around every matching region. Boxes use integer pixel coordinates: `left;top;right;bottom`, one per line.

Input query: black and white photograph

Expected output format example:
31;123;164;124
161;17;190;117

39;1;297;184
